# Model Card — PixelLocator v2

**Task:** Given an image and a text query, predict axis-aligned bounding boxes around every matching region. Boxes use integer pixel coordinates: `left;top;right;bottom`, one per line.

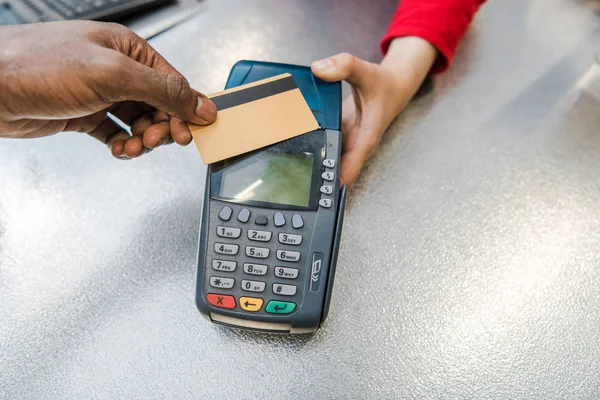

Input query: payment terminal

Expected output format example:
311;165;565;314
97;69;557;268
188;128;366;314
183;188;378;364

195;61;346;333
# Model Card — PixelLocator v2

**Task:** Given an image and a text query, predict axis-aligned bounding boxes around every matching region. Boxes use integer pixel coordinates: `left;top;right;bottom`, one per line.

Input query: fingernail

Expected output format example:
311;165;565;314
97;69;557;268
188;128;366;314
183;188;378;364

196;96;217;123
114;146;130;160
312;58;334;71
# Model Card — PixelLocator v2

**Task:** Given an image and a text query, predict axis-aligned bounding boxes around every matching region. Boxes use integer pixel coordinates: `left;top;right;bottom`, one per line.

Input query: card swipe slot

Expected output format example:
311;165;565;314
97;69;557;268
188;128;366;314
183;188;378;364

210;76;298;111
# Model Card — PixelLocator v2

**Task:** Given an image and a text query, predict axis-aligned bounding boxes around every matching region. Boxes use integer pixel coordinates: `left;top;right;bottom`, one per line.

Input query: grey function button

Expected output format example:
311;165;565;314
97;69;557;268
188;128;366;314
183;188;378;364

278;233;302;245
237;208;251;223
212;260;237;272
210;276;235;289
274;212;286;227
255;215;268;226
291;214;304;229
277;250;300;262
274;267;299;279
319;199;332;208
272;283;297;296
244;263;268;275
218;206;233;221
320;185;333;195
215;243;239;255
247;230;272;242
246;246;270;259
323;159;336;168
322;171;334;181
216;226;241;238
241;280;266;292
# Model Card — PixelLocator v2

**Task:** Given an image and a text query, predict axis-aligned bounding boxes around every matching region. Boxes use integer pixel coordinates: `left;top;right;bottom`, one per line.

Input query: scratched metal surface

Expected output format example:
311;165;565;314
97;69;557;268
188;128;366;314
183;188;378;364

1;0;600;398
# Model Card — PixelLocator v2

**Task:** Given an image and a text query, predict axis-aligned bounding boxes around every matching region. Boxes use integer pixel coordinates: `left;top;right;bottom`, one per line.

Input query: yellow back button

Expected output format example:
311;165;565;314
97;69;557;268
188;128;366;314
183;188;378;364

239;297;264;312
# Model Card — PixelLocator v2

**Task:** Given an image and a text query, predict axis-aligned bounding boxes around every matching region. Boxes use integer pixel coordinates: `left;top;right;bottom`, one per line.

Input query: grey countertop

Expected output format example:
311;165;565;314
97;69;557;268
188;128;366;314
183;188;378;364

1;0;600;398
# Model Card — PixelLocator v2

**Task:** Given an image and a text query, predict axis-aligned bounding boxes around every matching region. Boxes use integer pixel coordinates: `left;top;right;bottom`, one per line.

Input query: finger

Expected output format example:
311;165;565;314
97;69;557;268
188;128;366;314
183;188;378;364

311;53;372;88
130;113;153;136
124;136;146;158
338;149;369;188
109;132;131;159
142;121;171;149
153;110;170;123
102;54;216;126
170;117;193;146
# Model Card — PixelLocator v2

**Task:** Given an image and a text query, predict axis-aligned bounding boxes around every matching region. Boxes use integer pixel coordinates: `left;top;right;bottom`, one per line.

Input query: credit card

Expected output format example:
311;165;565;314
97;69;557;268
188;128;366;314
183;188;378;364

189;73;319;164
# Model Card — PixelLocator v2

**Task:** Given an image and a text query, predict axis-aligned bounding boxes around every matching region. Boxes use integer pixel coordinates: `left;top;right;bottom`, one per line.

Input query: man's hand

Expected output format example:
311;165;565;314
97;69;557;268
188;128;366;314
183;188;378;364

0;21;216;158
311;37;437;186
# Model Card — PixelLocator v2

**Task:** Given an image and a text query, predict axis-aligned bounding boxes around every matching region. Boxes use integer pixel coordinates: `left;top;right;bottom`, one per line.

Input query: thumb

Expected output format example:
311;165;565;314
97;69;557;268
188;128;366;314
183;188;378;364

311;52;371;89
111;55;217;125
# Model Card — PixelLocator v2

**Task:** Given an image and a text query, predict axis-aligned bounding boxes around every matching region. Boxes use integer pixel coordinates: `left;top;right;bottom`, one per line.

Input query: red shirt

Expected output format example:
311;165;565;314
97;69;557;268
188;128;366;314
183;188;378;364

381;0;486;74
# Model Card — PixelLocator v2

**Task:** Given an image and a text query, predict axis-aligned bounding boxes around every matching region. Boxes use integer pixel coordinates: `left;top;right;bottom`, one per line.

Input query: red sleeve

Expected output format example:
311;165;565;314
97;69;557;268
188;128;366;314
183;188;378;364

381;0;485;74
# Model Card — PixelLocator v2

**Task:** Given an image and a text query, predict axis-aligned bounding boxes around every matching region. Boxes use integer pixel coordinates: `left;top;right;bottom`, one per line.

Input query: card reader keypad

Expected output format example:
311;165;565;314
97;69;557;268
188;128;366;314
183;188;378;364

207;206;321;315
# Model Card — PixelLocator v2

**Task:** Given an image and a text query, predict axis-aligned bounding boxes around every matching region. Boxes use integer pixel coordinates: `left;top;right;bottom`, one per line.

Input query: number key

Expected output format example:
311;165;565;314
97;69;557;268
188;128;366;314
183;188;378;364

241;280;266;292
215;243;239;255
275;267;299;279
246;246;270;259
278;233;302;245
277;250;300;262
212;260;237;272
248;230;272;242
217;226;241;238
244;263;268;276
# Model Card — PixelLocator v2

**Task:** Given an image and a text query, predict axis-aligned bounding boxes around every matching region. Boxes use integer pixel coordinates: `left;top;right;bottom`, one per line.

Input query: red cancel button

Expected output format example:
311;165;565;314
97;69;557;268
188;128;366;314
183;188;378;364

207;293;236;309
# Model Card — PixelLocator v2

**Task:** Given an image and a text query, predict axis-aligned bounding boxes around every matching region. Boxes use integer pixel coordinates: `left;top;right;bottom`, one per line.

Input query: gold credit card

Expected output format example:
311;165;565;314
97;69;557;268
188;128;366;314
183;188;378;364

189;73;319;164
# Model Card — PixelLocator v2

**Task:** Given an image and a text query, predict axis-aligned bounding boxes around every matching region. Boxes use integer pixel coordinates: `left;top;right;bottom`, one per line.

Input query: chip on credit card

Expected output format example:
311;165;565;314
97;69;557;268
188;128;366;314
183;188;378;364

189;73;319;164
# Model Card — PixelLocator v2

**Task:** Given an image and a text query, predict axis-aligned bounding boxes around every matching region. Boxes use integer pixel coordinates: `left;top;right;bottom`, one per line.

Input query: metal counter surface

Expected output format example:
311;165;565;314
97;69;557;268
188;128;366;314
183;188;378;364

1;0;599;398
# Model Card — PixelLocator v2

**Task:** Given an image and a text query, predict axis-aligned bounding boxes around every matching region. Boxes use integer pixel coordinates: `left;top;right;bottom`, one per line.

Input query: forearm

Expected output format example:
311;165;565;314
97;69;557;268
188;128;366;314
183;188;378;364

379;36;437;117
382;0;485;73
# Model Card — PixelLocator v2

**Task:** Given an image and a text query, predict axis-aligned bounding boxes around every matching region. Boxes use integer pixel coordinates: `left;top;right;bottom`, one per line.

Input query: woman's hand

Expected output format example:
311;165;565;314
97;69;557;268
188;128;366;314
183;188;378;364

0;21;216;158
311;36;437;186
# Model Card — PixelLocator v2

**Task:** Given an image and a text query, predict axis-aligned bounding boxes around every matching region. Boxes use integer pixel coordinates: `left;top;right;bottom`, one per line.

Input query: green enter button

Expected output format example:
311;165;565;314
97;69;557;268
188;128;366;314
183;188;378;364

265;301;296;314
